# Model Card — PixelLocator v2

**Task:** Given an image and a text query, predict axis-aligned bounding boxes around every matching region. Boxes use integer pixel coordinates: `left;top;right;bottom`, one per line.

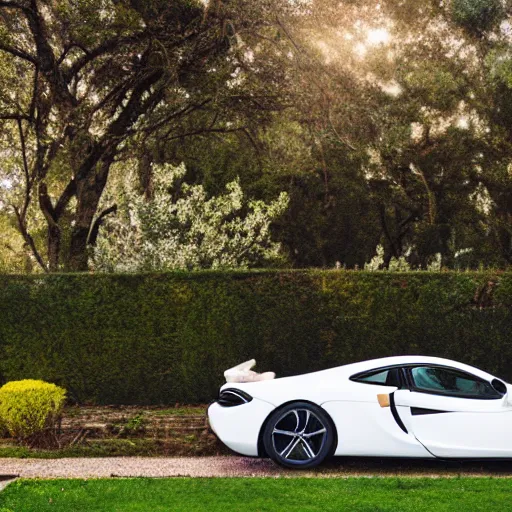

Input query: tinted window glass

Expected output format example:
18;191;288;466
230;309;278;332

353;368;401;387
359;370;389;384
410;366;501;399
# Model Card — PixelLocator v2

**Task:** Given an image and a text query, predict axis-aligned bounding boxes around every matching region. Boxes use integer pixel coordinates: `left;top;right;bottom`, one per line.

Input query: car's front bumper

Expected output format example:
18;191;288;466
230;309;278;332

208;398;275;456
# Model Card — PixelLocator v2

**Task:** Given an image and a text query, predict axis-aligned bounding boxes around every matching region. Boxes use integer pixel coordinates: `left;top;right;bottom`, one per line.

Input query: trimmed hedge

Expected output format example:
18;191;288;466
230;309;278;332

0;271;511;404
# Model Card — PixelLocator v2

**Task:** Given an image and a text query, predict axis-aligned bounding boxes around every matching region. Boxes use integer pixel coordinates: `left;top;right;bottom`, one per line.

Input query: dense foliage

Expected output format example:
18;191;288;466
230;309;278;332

0;0;295;271
0;271;511;404
2;0;512;271
92;163;289;271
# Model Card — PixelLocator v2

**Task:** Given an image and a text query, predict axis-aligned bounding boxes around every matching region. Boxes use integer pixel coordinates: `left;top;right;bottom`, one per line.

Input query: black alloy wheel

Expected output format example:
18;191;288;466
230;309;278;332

263;401;335;469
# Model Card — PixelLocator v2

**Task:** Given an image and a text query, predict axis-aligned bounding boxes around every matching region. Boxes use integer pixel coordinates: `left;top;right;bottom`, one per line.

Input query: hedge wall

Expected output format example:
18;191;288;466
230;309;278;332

0;271;511;404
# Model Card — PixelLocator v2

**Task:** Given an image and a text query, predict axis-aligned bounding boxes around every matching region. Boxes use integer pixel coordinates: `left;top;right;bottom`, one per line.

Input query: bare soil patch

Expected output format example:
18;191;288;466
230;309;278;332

0;405;227;457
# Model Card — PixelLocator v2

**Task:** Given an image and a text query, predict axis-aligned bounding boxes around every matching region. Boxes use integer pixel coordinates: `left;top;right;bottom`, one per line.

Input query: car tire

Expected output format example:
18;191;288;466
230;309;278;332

263;401;335;469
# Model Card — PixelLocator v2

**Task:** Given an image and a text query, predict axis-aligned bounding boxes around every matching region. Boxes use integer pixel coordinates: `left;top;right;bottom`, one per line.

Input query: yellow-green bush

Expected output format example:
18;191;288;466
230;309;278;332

0;380;66;444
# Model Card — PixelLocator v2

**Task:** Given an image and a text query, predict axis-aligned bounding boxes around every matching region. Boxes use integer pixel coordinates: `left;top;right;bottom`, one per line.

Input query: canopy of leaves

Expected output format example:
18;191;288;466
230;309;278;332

1;0;512;272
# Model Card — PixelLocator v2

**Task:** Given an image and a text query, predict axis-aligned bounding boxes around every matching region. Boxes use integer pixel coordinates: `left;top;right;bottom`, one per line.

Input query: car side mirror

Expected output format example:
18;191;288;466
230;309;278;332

492;379;509;399
493;380;512;404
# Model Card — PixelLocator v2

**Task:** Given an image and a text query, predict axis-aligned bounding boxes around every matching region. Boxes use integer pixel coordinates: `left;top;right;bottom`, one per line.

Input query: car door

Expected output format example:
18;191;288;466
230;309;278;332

393;365;512;458
324;365;434;458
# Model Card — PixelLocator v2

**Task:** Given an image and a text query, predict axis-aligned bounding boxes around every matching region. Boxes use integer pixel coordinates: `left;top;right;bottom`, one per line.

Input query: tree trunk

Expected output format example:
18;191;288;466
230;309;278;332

138;151;154;201
68;228;90;271
47;224;61;272
68;200;100;271
68;190;101;271
67;159;111;271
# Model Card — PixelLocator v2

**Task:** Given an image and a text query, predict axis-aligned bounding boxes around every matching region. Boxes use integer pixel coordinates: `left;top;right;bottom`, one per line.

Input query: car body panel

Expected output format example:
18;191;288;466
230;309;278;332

208;398;275;456
394;389;512;457
209;355;512;460
322;400;433;457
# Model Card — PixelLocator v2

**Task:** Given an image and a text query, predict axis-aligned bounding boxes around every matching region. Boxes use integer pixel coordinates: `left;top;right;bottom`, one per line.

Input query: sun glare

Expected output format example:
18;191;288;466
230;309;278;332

366;28;390;45
0;178;12;190
355;42;367;57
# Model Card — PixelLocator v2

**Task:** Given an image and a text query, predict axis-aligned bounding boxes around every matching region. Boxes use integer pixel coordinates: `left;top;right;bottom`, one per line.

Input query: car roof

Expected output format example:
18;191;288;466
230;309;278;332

220;355;501;395
336;355;497;381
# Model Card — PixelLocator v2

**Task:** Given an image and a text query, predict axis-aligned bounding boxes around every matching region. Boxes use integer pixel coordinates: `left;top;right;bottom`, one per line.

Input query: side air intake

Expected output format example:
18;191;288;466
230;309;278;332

217;389;253;407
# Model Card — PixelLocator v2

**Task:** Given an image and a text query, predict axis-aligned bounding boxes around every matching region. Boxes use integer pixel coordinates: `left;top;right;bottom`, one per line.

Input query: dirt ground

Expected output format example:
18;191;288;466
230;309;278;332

0;405;227;457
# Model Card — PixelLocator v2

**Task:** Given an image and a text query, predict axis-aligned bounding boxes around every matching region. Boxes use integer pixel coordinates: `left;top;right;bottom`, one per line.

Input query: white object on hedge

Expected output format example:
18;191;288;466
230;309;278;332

224;359;275;383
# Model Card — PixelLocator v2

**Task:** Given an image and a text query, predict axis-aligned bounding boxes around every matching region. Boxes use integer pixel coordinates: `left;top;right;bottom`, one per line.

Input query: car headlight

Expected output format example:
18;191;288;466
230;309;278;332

217;388;253;407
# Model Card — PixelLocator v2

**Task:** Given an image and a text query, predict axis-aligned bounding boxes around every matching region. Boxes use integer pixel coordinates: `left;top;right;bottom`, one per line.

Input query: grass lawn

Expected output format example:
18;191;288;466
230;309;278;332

1;477;512;511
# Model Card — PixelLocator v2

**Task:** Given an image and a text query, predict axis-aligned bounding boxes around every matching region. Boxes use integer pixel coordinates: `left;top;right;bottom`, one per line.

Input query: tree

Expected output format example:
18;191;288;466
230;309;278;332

2;0;512;272
92;162;289;271
316;0;512;268
0;0;292;271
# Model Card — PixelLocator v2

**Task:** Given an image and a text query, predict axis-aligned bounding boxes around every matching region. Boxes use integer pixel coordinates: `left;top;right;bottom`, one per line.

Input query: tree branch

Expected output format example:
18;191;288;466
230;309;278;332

89;74;135;117
54;179;76;220
140;98;212;134
0;1;27;9
3;242;17;254
100;69;165;151
87;204;117;246
163;126;247;141
0;42;37;64
24;0;77;108
28;67;38;120
65;31;149;79
38;182;56;225
12;205;47;272
57;43;89;66
327;105;357;151
17;118;31;220
0;113;32;121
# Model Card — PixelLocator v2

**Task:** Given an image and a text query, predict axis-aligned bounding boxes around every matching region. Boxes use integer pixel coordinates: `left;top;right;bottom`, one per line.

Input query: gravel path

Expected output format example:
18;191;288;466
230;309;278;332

2;456;512;480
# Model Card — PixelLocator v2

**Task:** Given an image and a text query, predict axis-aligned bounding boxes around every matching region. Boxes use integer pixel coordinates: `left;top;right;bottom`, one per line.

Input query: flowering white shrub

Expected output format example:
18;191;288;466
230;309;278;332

364;244;411;271
364;244;444;271
388;254;411;272
426;253;442;271
92;163;289;271
364;244;385;271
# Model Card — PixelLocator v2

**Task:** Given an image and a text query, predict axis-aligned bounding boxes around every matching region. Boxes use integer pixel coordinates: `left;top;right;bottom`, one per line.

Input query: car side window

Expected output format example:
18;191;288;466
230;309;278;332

351;367;402;387
409;366;502;399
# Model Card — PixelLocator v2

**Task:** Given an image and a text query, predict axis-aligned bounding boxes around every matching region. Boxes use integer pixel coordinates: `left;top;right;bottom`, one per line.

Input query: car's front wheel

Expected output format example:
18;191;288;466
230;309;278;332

262;402;335;469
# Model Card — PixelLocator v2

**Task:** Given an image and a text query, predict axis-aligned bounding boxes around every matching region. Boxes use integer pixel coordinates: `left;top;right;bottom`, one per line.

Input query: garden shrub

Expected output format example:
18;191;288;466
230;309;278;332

0;379;66;446
0;271;511;405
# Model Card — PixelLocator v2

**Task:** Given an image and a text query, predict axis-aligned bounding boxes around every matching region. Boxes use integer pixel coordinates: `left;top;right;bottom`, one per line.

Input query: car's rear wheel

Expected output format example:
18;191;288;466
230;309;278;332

263;401;335;469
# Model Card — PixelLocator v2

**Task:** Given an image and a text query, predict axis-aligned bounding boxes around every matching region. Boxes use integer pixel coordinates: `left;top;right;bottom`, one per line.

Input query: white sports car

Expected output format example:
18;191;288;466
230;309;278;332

208;356;512;468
